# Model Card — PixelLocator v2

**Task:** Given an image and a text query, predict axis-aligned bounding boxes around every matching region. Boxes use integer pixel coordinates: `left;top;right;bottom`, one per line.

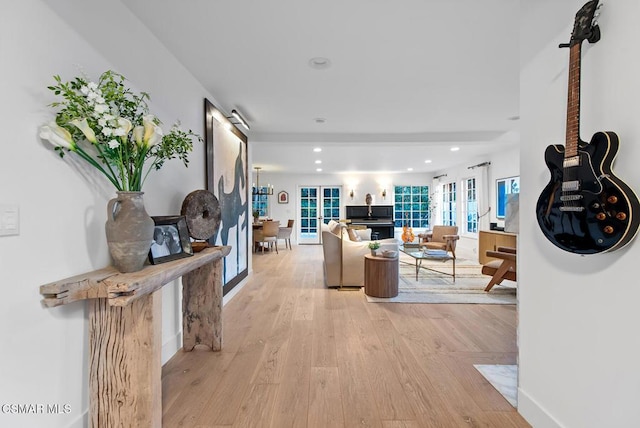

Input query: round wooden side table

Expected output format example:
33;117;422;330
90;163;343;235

364;254;399;298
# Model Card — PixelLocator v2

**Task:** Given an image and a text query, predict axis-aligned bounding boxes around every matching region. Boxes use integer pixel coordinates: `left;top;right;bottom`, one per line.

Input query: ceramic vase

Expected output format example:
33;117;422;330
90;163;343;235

105;191;155;273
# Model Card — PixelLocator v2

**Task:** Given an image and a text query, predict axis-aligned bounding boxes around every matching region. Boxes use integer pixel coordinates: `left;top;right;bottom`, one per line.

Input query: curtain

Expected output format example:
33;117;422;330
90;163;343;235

477;164;491;231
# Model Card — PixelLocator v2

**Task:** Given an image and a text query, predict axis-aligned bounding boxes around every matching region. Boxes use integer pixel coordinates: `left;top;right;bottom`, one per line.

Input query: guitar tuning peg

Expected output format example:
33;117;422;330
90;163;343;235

592;20;599;26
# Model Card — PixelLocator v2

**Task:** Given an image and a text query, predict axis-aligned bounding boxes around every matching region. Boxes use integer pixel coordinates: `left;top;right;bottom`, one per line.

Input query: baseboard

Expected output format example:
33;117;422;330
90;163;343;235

517;388;564;428
162;331;182;365
67;412;88;428
223;275;248;306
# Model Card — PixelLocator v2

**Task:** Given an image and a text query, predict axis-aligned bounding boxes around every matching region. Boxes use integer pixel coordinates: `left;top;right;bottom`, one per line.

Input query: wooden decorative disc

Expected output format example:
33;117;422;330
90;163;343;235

181;190;221;240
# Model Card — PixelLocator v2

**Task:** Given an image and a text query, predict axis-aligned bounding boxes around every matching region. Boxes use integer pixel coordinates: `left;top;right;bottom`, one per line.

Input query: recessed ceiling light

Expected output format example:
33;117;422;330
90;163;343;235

315;160;322;164
309;57;331;70
424;159;432;164
313;147;322;152
316;168;323;172
407;167;414;171
314;118;327;124
450;147;460;152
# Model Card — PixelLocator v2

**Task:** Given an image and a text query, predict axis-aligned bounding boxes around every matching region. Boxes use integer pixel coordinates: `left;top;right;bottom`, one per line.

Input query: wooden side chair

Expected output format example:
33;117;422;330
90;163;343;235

254;220;280;254
481;246;517;292
277;219;294;250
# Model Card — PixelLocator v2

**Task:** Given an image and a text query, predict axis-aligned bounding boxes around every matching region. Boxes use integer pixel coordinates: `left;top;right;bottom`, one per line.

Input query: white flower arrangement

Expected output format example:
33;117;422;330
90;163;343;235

40;70;202;191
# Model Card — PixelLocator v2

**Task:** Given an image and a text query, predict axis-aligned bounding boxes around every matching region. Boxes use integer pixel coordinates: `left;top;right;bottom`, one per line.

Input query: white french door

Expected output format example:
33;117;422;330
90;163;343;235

298;186;342;244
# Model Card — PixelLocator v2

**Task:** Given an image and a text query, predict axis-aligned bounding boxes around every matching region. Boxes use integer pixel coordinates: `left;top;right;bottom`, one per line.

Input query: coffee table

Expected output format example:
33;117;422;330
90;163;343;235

400;246;456;282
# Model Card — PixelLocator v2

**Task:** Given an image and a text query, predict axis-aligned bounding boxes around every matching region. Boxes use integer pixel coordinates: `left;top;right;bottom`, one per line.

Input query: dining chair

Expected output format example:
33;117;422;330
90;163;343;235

278;219;294;250
254;220;280;254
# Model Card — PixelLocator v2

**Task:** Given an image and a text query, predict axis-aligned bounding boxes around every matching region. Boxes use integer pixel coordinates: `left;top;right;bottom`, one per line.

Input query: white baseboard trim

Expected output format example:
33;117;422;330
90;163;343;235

67;412;87;428
162;331;182;365
223;275;249;306
518;388;564;428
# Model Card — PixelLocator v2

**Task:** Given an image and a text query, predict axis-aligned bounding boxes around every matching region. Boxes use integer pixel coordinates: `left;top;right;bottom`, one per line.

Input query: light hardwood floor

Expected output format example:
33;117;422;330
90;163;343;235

161;244;530;427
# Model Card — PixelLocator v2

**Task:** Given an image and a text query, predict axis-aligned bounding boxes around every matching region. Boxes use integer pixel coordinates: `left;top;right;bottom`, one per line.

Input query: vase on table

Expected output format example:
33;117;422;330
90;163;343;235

105;191;155;273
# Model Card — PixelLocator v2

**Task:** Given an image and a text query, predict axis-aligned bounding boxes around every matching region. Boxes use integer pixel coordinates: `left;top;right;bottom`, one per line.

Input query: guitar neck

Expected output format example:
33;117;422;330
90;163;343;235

565;43;582;158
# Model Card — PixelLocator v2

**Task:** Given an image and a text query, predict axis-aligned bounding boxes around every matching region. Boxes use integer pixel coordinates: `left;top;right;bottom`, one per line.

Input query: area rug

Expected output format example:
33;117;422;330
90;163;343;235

365;255;517;304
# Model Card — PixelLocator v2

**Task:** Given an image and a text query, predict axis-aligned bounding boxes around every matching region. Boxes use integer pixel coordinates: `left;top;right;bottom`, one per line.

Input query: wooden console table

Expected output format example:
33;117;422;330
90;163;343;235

39;246;231;428
478;230;517;264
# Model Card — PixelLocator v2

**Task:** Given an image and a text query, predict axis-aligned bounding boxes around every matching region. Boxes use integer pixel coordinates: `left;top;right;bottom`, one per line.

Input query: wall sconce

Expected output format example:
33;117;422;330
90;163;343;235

349;189;354;199
227;108;250;130
381;189;387;199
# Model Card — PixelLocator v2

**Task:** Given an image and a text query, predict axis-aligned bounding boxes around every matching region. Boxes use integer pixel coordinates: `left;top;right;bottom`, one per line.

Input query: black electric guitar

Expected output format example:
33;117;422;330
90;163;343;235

536;0;640;254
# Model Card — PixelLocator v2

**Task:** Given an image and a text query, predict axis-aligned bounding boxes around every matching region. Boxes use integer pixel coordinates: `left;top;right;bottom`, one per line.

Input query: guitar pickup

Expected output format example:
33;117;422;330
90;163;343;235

562;180;580;191
563;156;581;168
560;194;583;201
560;206;585;212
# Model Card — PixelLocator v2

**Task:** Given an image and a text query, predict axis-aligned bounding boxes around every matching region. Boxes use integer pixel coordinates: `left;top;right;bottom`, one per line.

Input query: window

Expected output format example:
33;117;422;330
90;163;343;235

393;185;430;228
300;187;318;235
322;187;341;224
464;178;478;233
252;189;269;217
442;182;456;226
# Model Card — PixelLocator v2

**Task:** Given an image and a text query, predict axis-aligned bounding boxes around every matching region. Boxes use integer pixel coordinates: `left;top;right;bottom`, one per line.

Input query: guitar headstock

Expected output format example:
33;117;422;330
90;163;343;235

569;0;602;46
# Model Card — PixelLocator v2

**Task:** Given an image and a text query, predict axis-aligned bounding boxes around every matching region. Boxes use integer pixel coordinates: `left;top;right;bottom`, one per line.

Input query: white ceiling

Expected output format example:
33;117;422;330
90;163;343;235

122;0;521;174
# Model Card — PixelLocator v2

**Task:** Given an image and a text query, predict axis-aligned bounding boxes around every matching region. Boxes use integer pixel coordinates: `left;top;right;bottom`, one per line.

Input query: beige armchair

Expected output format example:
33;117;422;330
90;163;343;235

321;222;397;287
418;225;460;258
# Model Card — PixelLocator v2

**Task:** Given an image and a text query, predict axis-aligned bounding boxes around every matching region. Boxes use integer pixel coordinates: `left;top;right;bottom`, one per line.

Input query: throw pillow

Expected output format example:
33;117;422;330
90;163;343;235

355;228;372;241
347;228;361;242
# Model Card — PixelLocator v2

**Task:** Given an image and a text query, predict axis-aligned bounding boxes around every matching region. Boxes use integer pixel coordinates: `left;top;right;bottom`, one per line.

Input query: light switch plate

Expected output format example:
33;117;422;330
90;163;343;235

0;204;20;236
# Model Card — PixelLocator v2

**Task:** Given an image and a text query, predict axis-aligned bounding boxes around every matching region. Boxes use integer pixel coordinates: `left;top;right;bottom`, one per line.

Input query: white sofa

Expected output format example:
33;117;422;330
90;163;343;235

321;220;398;287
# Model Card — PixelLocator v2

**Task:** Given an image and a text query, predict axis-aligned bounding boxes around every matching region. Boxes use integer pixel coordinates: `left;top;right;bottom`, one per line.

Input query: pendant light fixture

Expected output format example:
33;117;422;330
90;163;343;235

252;166;273;196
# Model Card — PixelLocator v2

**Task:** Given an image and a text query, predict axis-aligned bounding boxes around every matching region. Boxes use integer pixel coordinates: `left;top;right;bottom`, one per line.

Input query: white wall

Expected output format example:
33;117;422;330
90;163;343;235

519;1;640;427
0;1;220;426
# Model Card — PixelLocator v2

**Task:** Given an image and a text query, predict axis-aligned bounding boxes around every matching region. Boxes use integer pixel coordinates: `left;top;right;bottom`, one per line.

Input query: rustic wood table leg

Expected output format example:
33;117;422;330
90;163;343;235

182;257;223;351
89;293;161;428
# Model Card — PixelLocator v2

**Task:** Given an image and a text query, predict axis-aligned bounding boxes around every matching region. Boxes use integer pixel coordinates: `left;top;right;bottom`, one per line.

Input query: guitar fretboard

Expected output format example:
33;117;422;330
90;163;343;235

565;43;582;158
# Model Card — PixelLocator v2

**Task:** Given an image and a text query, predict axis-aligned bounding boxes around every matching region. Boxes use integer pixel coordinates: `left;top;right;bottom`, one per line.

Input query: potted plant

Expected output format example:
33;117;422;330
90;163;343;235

39;70;202;273
368;241;380;256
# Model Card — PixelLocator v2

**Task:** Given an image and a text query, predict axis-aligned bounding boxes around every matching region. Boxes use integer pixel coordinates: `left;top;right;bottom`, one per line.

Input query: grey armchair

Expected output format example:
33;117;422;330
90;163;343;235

278;219;294;250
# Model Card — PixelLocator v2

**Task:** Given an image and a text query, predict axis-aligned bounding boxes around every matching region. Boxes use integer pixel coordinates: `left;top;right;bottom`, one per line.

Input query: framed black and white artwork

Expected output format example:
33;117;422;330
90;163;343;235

204;98;249;295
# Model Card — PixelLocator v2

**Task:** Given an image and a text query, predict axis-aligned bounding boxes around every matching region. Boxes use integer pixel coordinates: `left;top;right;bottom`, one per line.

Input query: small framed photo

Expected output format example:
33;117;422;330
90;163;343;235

149;216;193;264
278;190;289;204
